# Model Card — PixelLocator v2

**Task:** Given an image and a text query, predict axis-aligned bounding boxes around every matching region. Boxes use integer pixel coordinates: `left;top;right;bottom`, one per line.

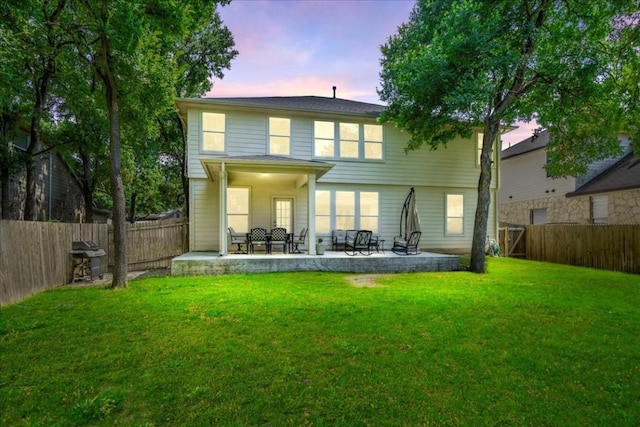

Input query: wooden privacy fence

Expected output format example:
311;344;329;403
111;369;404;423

0;218;188;306
526;224;640;274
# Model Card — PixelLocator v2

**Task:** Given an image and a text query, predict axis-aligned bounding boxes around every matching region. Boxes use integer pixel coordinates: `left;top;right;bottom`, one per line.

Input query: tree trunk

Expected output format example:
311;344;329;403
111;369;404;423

1;158;10;219
24;84;48;221
129;192;137;223
470;117;500;273
80;150;94;223
100;45;128;289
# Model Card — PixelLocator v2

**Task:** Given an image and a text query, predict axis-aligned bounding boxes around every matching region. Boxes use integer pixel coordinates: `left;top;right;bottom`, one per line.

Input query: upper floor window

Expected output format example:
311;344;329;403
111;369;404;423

202;112;225;152
339;123;359;158
364;124;383;159
314;121;335;157
314;121;383;160
269;117;290;156
476;132;496;167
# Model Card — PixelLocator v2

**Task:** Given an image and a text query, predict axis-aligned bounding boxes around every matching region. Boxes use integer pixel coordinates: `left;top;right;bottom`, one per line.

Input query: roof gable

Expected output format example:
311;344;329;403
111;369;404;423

568;153;640;196
501;130;550;160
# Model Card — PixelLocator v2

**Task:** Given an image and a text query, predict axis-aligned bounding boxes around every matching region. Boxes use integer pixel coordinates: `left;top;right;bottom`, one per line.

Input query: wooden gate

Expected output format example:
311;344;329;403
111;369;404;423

499;226;526;258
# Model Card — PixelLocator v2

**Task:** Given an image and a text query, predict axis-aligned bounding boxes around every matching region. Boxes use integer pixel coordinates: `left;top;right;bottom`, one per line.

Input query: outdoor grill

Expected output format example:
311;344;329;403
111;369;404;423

70;241;106;282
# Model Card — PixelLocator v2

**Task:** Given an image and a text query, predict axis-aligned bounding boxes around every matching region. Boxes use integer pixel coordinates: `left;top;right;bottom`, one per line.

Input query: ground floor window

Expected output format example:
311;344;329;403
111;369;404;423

446;194;464;235
530;207;547;225
315;190;379;233
227;187;249;232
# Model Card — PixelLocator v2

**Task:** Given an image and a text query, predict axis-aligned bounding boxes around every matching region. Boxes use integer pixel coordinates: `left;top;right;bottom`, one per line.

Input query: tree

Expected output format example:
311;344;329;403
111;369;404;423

66;0;236;288
1;0;71;221
378;0;639;273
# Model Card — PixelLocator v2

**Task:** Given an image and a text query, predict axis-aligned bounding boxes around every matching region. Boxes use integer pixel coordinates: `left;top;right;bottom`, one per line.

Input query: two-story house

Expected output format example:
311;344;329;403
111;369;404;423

175;96;499;255
499;130;637;225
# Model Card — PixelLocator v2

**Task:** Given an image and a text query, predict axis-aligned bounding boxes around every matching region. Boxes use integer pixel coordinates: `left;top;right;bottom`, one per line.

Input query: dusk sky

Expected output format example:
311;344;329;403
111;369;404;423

211;0;536;147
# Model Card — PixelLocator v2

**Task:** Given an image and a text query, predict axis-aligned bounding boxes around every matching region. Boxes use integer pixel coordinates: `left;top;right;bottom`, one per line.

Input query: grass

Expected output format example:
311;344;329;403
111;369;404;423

1;258;639;426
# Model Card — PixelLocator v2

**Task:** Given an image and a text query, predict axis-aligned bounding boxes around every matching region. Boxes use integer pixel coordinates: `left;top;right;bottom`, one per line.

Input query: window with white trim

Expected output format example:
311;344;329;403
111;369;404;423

315;191;331;233
339;123;359;158
477;132;496;166
227;187;249;233
202;112;225;152
314;121;334;157
315;190;379;233
269;117;290;155
446;194;464;235
359;192;379;232
336;191;355;229
313;121;384;160
364;124;383;159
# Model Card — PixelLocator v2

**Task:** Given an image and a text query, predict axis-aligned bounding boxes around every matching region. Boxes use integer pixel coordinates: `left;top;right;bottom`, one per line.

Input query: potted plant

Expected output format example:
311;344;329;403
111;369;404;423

315;237;325;255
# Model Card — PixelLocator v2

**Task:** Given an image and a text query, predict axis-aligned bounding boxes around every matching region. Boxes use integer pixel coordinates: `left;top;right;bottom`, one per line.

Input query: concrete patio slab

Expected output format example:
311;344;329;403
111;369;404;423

171;251;460;276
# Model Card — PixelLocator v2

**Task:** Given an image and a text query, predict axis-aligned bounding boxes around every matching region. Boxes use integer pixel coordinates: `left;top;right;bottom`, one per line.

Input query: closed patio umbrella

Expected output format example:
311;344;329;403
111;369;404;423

399;187;421;240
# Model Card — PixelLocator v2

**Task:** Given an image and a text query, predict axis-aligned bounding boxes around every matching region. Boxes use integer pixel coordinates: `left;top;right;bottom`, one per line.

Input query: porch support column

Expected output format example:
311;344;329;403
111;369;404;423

219;163;228;256
307;173;316;255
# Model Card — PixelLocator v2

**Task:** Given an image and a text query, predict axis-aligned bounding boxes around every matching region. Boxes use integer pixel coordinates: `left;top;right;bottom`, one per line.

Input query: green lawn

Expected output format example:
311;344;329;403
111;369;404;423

1;258;639;426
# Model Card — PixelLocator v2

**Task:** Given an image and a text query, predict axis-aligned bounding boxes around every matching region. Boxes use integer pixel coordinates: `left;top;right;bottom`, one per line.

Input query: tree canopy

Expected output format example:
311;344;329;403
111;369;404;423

1;0;237;287
379;0;640;273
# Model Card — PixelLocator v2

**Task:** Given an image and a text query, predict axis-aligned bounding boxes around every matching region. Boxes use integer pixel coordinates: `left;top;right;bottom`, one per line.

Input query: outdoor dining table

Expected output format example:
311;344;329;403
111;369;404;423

245;230;294;254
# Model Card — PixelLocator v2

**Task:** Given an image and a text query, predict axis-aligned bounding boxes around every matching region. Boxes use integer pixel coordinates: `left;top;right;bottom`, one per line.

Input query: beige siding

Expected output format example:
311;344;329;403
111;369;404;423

315;183;487;253
190;179;219;251
499;149;575;204
185;103;499;253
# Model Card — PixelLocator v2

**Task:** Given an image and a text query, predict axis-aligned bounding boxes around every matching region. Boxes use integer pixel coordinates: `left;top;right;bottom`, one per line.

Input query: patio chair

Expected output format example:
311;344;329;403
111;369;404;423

331;229;347;251
368;235;381;253
345;229;372;256
228;227;247;254
392;231;421;255
270;227;288;254
291;228;308;253
249;227;269;254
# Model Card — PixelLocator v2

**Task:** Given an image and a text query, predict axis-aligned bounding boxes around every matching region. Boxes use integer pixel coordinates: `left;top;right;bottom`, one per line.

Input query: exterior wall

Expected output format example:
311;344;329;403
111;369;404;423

499;133;633;226
499;148;576;205
185;103;500;254
499;194;591;225
187;107;497;190
1;147;84;222
609;188;640;224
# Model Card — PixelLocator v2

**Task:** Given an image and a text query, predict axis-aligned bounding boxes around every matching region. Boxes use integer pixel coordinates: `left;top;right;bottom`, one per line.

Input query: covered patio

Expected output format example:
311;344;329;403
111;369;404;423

171;250;460;276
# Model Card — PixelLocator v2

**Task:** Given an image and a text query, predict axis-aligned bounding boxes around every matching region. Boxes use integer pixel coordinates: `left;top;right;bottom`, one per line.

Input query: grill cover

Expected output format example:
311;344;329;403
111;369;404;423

72;240;100;251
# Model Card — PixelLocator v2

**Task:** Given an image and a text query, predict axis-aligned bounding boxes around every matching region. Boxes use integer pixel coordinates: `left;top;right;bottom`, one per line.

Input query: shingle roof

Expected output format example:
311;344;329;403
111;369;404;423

184;96;385;116
501;129;550;159
567;153;640;197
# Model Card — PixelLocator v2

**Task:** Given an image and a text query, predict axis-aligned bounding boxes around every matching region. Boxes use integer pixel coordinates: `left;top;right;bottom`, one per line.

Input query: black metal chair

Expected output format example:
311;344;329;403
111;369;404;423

270;227;288;254
345;230;372;256
228;227;247;254
332;229;347;251
291;228;308;253
249;227;269;254
392;231;421;255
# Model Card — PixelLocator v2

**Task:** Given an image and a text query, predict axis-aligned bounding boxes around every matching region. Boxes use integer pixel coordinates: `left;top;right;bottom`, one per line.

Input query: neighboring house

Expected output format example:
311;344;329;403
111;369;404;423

175;95;500;255
1;130;85;222
499;130;637;225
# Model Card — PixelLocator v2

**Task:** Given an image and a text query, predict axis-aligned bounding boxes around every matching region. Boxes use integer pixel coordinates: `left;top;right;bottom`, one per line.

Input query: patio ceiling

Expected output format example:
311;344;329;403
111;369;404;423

200;155;334;187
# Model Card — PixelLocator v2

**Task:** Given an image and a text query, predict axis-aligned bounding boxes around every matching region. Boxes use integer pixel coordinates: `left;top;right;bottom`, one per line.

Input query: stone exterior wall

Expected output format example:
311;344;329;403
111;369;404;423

499;188;640;225
610;188;640;224
499;194;591;225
